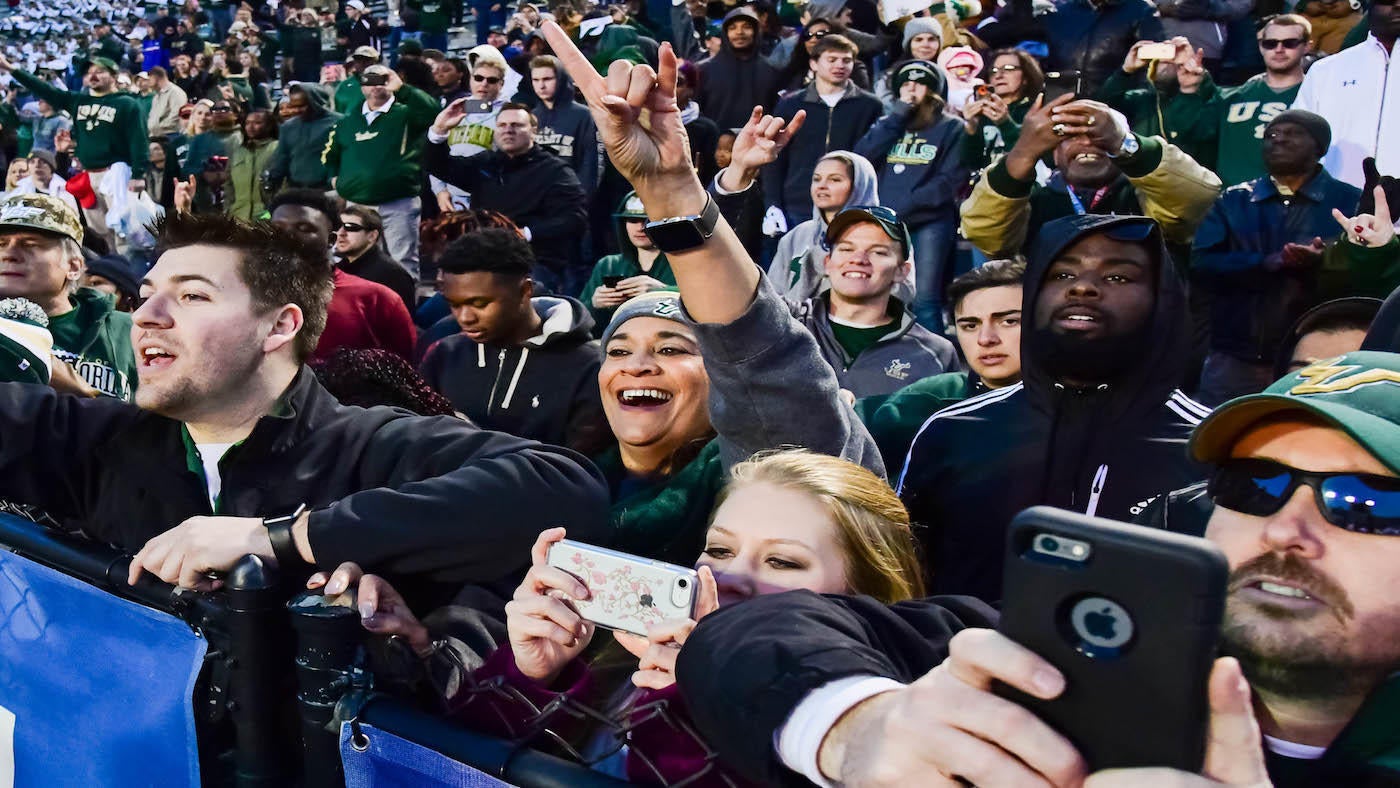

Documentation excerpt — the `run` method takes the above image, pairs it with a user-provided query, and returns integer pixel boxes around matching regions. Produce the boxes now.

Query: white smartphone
[1138,42,1177,61]
[546,540,698,636]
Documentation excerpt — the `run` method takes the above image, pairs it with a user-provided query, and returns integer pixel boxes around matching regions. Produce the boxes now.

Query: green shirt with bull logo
[47,288,137,401]
[10,70,149,177]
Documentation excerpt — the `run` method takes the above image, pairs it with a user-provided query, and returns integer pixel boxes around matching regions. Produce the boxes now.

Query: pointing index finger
[540,21,604,104]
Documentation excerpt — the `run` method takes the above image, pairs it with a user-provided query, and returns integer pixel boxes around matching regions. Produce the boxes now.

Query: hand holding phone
[547,538,698,636]
[995,507,1228,772]
[1138,41,1177,61]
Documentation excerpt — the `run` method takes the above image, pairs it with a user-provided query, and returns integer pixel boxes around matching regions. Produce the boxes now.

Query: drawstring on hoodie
[477,344,486,368]
[1085,464,1108,517]
[500,348,529,409]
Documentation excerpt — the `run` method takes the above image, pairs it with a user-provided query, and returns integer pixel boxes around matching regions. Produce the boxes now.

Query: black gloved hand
[1358,156,1400,216]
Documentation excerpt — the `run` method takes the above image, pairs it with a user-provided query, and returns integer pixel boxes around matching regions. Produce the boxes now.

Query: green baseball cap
[1190,351,1400,475]
[0,298,53,385]
[0,193,84,244]
[825,205,912,259]
[613,191,646,219]
[90,56,120,75]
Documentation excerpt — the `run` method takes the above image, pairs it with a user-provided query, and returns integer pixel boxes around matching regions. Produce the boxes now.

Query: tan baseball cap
[0,193,84,244]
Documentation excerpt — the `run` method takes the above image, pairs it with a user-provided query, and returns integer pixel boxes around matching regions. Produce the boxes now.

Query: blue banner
[341,722,515,788]
[0,549,206,787]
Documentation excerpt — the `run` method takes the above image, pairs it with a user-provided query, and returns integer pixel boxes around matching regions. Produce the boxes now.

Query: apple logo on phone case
[1068,596,1134,657]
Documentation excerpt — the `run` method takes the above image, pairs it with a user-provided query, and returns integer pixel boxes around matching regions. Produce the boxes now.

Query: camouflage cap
[0,193,84,244]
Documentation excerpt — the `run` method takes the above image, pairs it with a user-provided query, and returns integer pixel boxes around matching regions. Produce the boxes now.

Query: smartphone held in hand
[1138,42,1178,61]
[547,540,698,636]
[995,506,1228,772]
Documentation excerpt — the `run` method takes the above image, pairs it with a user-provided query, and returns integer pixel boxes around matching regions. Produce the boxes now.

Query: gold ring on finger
[1087,115,1096,126]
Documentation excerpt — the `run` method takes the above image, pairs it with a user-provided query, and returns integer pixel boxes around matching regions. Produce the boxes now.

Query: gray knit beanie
[600,291,688,347]
[902,17,941,52]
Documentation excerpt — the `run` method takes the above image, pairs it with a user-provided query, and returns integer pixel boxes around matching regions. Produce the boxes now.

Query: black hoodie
[530,63,602,195]
[897,214,1210,601]
[696,7,781,131]
[418,296,607,452]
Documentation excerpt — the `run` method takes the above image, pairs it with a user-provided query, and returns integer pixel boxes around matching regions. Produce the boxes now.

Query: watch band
[643,193,721,253]
[264,503,309,570]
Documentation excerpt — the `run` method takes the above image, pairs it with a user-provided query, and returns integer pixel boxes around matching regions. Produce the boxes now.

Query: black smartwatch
[264,503,310,571]
[642,194,721,253]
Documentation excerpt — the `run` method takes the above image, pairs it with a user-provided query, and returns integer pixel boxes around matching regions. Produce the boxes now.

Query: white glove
[763,205,789,237]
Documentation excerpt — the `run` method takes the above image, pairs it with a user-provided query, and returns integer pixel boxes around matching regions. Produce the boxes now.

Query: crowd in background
[1,0,1400,784]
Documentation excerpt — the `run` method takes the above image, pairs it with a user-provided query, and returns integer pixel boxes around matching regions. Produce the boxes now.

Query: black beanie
[1266,109,1331,160]
[892,60,947,101]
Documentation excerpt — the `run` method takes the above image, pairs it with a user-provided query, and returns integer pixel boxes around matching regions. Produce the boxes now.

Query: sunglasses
[990,63,1022,73]
[1209,457,1400,535]
[211,105,233,112]
[472,73,502,84]
[1260,37,1305,50]
[803,29,829,40]
[338,222,367,232]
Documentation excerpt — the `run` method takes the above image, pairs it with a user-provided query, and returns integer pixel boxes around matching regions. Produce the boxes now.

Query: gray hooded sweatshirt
[766,151,916,307]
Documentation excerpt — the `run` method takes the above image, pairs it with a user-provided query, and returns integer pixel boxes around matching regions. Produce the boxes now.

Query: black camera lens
[1039,536,1060,553]
[677,578,689,588]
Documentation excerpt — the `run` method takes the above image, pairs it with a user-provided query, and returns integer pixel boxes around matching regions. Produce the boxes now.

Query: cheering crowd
[2,0,1400,784]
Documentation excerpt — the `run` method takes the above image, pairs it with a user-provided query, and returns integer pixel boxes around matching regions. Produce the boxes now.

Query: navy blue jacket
[855,105,969,227]
[1192,168,1361,362]
[763,83,885,225]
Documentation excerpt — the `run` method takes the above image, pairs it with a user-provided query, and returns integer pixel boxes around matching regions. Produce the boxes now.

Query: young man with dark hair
[859,259,1025,468]
[696,6,781,130]
[765,33,883,230]
[0,210,609,593]
[426,101,588,294]
[418,228,605,451]
[334,205,416,312]
[428,57,506,213]
[268,189,415,362]
[1275,296,1380,376]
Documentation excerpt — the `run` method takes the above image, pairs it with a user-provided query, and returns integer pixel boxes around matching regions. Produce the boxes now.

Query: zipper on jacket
[1085,464,1108,517]
[486,348,507,415]
[1377,39,1393,164]
[500,348,529,409]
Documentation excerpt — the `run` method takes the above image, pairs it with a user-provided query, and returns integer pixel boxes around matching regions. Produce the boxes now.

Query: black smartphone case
[995,506,1229,772]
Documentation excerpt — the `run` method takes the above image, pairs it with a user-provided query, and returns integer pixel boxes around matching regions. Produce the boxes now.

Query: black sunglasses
[1209,457,1400,535]
[338,222,367,232]
[1260,37,1305,50]
[803,29,829,40]
[472,73,502,84]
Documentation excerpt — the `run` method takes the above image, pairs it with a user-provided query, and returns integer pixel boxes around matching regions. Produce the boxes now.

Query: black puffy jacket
[979,0,1165,95]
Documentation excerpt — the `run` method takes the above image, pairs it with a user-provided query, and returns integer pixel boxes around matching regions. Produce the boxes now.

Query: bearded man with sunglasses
[677,350,1400,787]
[1293,0,1400,188]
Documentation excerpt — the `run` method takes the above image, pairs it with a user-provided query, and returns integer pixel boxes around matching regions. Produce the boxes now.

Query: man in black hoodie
[696,7,781,131]
[897,214,1210,601]
[425,102,589,295]
[418,228,606,452]
[529,55,601,197]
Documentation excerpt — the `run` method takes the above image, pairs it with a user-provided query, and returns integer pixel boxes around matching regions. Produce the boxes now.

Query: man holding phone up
[676,351,1400,787]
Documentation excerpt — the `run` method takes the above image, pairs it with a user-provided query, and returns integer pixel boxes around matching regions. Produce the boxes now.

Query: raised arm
[540,23,881,473]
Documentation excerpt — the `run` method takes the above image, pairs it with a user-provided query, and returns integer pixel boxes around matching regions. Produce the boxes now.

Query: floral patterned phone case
[546,539,699,636]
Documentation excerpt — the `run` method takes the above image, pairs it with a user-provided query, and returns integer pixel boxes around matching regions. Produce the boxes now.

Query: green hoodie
[11,69,148,177]
[266,83,341,190]
[47,288,137,401]
[855,371,980,470]
[579,197,677,334]
[592,441,725,566]
[334,74,362,115]
[323,84,439,205]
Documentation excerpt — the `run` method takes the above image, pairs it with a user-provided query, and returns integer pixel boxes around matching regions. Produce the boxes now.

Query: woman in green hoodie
[579,191,677,335]
[226,109,279,221]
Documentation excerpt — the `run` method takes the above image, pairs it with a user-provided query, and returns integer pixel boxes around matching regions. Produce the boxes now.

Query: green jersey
[47,288,138,401]
[1216,76,1301,188]
[10,70,149,177]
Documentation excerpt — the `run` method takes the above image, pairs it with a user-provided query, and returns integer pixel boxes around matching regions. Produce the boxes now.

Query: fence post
[288,592,366,787]
[225,555,296,786]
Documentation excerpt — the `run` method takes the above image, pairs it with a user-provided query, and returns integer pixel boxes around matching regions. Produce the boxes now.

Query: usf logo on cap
[1289,357,1400,396]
